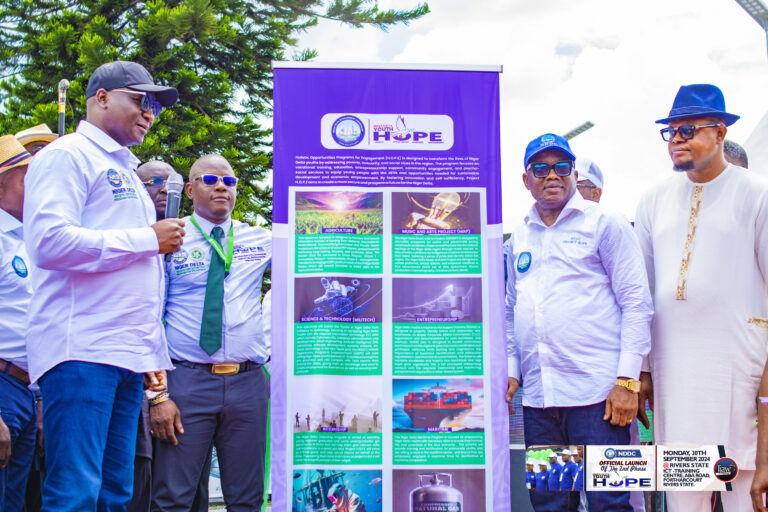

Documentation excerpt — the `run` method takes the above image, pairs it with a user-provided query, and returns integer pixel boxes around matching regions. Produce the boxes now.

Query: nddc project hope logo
[321,113,454,151]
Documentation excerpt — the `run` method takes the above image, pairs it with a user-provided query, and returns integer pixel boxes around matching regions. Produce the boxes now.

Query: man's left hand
[144,370,167,392]
[603,385,638,426]
[751,463,768,512]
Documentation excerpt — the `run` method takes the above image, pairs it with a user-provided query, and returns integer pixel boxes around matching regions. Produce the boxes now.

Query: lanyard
[190,215,234,272]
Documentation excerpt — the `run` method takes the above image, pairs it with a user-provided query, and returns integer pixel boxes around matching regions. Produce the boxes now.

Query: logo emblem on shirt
[517,251,531,273]
[172,250,188,264]
[106,169,122,187]
[190,249,203,261]
[11,256,28,278]
[714,457,738,482]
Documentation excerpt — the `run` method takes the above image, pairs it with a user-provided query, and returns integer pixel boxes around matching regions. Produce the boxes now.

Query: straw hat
[15,124,57,145]
[0,135,33,174]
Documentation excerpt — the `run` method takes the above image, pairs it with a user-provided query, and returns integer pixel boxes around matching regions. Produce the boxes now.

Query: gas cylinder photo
[410,472,463,512]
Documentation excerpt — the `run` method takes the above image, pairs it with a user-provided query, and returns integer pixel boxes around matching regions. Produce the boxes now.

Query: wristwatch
[615,378,641,393]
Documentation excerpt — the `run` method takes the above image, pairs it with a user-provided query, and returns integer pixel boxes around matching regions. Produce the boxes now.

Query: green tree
[0,0,428,223]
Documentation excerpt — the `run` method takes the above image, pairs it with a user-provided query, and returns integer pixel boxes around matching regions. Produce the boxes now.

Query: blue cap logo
[11,256,28,278]
[517,252,531,273]
[172,250,188,264]
[541,134,555,144]
[331,115,365,147]
[107,169,122,187]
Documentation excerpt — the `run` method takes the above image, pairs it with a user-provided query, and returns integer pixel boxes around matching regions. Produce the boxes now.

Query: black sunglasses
[527,161,573,179]
[195,174,238,187]
[111,88,164,117]
[660,123,721,142]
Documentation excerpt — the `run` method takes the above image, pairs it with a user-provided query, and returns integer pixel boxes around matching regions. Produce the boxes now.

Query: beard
[672,160,695,173]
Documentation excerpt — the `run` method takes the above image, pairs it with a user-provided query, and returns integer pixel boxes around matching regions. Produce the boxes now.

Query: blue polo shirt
[525,471,536,490]
[560,460,579,490]
[536,470,549,491]
[574,462,584,491]
[548,462,562,490]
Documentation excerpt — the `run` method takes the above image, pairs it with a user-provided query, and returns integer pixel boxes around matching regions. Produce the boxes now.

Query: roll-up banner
[271,62,509,512]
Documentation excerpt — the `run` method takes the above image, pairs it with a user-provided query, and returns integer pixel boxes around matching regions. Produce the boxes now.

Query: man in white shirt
[505,133,653,512]
[0,134,34,512]
[635,84,768,512]
[23,61,184,511]
[150,154,271,511]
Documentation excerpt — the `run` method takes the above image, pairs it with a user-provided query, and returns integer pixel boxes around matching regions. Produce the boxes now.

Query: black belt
[172,360,262,375]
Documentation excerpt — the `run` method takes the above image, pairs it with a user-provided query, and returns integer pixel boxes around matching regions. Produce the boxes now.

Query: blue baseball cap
[655,84,739,127]
[86,61,178,107]
[524,133,576,168]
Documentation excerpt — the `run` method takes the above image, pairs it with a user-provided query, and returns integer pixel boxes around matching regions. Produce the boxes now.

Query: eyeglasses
[142,177,168,188]
[527,161,573,179]
[660,123,721,142]
[195,174,238,187]
[576,182,597,189]
[110,88,164,117]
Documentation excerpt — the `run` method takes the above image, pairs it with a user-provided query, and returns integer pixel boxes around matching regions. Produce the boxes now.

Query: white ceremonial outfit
[506,192,653,407]
[23,120,171,383]
[635,165,768,511]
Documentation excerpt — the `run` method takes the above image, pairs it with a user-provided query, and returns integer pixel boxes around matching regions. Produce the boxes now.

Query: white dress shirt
[164,214,271,364]
[505,192,653,408]
[23,121,171,383]
[0,208,32,371]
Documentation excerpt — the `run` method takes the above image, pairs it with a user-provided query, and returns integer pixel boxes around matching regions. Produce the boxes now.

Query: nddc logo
[331,115,365,147]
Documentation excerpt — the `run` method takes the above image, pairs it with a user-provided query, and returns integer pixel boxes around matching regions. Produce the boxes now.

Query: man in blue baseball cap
[636,84,768,511]
[506,133,652,512]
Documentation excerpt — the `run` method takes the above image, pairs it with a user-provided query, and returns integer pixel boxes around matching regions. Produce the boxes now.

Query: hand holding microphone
[153,172,186,254]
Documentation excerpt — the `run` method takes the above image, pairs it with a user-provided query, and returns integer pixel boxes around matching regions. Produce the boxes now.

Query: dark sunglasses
[195,174,238,187]
[111,88,164,117]
[660,123,721,142]
[142,177,168,188]
[527,161,573,179]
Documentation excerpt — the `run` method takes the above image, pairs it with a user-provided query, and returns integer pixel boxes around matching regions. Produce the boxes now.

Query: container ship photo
[403,383,472,429]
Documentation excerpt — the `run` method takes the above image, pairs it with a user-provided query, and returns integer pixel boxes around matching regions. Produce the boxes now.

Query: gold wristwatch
[615,378,641,393]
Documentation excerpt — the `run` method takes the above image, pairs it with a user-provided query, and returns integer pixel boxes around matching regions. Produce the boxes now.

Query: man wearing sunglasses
[635,84,768,512]
[151,154,271,511]
[505,133,652,512]
[22,61,182,511]
[137,161,175,220]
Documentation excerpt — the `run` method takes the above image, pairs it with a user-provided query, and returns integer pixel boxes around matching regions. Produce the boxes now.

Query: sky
[292,0,768,229]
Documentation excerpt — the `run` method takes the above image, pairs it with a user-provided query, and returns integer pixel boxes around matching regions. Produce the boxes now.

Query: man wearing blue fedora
[635,84,768,511]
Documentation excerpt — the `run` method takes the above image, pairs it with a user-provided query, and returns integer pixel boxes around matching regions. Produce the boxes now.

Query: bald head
[189,154,234,182]
[136,161,175,219]
[136,161,174,180]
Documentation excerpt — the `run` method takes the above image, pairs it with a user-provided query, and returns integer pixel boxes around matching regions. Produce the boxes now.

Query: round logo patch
[172,250,188,264]
[11,256,28,278]
[604,448,616,460]
[190,249,203,261]
[106,169,122,187]
[713,457,738,482]
[517,251,532,273]
[331,115,365,147]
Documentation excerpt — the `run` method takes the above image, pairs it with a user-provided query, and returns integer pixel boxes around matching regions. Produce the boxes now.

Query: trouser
[666,470,754,512]
[0,372,36,512]
[524,401,632,512]
[39,361,143,512]
[151,363,269,512]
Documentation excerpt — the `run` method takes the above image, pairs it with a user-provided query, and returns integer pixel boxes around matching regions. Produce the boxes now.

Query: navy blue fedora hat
[524,133,576,167]
[656,84,739,126]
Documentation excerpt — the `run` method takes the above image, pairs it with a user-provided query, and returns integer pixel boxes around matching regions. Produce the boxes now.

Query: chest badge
[517,251,531,273]
[106,169,122,187]
[12,255,28,278]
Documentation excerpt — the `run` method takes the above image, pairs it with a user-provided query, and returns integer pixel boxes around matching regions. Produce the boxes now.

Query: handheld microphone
[164,172,184,219]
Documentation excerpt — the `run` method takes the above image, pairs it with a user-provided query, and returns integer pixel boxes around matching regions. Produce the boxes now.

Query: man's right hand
[506,378,520,414]
[0,416,11,468]
[637,371,653,430]
[152,219,185,254]
[150,399,184,446]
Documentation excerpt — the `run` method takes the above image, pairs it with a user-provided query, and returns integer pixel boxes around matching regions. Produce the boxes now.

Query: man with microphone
[151,154,271,511]
[23,61,183,511]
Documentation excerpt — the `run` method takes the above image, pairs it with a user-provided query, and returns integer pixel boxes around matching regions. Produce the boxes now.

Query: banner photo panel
[272,63,507,512]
